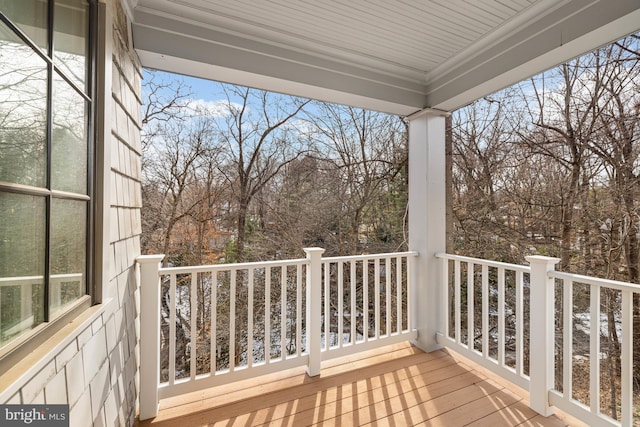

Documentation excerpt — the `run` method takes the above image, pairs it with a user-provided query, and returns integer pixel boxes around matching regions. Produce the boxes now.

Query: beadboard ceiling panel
[129,0,640,114]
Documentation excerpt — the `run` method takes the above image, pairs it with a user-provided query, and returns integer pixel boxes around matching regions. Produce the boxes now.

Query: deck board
[137,342,585,427]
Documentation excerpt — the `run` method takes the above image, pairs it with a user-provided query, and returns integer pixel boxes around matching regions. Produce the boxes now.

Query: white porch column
[407,111,447,352]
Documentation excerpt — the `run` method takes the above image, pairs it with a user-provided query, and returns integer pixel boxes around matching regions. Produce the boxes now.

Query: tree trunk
[560,162,581,271]
[605,288,620,420]
[236,200,248,262]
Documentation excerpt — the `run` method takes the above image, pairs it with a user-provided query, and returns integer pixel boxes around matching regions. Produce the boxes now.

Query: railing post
[304,247,325,376]
[137,254,165,420]
[526,255,560,417]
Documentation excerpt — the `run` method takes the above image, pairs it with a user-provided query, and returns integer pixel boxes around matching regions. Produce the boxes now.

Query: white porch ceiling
[128,0,640,115]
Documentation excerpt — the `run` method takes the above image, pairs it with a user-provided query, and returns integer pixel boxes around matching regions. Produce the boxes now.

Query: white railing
[138,250,637,424]
[435,253,531,390]
[436,253,639,427]
[137,248,417,420]
[320,253,417,360]
[548,271,639,427]
[157,256,310,398]
[0,273,84,341]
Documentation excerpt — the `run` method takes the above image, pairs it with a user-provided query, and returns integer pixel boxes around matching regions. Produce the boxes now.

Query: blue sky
[142,68,313,106]
[142,68,322,119]
[143,69,228,102]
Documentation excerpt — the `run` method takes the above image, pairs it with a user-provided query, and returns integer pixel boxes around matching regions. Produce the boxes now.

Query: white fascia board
[427,0,640,111]
[132,10,427,116]
[138,50,422,116]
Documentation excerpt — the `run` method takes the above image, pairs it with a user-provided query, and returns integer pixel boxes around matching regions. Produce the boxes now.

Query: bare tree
[587,37,640,400]
[212,85,310,262]
[522,56,607,271]
[142,116,219,265]
[450,34,640,418]
[307,103,407,255]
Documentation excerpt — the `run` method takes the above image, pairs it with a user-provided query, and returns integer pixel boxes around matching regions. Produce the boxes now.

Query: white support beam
[427,0,640,111]
[132,10,426,116]
[129,1,639,115]
[408,112,446,352]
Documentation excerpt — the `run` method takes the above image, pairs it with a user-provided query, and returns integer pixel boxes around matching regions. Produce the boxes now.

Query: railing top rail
[158,257,309,275]
[549,270,640,292]
[435,253,530,273]
[0,275,43,283]
[51,273,83,278]
[322,251,418,263]
[0,273,83,286]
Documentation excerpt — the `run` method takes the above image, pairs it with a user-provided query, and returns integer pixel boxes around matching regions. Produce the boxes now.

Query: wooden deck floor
[137,342,586,427]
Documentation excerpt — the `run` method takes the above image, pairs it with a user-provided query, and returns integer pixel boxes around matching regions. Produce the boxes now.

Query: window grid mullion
[86,0,97,300]
[43,0,56,322]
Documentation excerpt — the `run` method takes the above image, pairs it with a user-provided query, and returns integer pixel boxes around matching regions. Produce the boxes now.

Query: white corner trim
[405,107,451,121]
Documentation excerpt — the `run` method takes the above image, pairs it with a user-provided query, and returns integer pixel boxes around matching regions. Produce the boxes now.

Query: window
[0,0,95,352]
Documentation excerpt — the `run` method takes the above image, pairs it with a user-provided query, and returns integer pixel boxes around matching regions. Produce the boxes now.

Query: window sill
[0,298,115,402]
